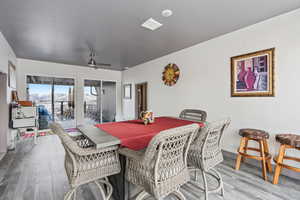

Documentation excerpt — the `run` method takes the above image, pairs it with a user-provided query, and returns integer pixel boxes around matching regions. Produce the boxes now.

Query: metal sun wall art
[162,63,180,86]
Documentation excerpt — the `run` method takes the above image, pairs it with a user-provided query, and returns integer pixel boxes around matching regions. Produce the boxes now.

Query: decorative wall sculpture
[162,63,180,86]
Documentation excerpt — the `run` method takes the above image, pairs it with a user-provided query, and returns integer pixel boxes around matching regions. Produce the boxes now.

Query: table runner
[95,116,204,150]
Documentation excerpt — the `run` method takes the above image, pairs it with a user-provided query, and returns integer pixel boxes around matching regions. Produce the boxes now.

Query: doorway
[135,82,147,119]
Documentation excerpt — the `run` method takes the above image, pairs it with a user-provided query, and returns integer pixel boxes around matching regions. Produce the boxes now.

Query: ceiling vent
[141,18,163,31]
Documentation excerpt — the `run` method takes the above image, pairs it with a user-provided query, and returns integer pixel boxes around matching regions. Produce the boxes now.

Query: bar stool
[235,128,272,181]
[273,134,300,184]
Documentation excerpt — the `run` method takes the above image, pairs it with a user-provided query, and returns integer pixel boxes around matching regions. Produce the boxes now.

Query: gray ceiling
[1,0,300,70]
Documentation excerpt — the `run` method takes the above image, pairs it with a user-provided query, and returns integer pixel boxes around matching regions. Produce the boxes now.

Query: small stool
[273,134,300,184]
[235,129,272,181]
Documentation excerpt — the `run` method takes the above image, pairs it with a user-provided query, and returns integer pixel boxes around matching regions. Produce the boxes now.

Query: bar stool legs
[236,132,300,184]
[273,144,286,184]
[235,137,272,181]
[241,138,249,163]
[259,140,268,181]
[263,140,273,173]
[235,137,247,170]
[273,134,300,185]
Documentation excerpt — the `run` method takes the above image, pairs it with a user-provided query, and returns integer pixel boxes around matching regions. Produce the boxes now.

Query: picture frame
[231,48,275,97]
[11,90,19,102]
[8,61,16,89]
[123,84,132,99]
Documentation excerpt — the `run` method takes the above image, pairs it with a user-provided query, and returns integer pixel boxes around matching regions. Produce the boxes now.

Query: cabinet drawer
[12,118,36,128]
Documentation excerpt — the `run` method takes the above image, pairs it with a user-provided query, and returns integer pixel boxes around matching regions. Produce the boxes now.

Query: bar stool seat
[275,134,300,148]
[239,128,269,140]
[273,133,300,184]
[235,128,272,181]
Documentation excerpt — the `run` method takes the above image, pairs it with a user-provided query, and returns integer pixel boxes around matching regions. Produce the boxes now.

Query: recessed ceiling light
[162,9,173,17]
[141,18,163,31]
[124,67,129,70]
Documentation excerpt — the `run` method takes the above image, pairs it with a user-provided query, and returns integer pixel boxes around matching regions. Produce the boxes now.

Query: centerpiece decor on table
[162,63,180,86]
[140,111,154,125]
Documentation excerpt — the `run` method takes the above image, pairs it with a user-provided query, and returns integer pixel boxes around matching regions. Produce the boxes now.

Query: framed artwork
[8,61,16,89]
[11,90,19,102]
[231,48,275,97]
[124,84,132,99]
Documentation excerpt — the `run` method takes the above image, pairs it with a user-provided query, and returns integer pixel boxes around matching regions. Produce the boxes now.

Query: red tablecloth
[95,117,205,150]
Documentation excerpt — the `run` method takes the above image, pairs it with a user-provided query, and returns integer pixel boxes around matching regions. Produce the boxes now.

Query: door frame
[135,82,147,119]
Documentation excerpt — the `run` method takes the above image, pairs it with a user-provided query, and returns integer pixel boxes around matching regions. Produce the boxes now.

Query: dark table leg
[109,155,128,200]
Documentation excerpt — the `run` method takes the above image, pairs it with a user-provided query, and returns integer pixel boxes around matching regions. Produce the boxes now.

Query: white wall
[0,32,17,103]
[0,32,17,154]
[17,59,122,126]
[0,33,17,74]
[122,9,300,159]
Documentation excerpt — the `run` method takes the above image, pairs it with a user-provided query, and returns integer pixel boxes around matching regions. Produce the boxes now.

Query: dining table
[78,116,205,200]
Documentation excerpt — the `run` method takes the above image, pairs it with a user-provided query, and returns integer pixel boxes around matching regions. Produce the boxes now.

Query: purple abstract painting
[231,48,275,97]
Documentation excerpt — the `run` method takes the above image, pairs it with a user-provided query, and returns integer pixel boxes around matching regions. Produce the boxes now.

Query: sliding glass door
[84,80,116,125]
[27,76,117,128]
[84,80,101,124]
[102,81,116,123]
[27,76,75,129]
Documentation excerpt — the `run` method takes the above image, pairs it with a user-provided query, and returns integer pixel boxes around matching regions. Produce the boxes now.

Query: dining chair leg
[235,137,246,170]
[273,144,286,184]
[202,171,208,200]
[102,177,113,199]
[136,190,149,200]
[64,187,77,200]
[95,181,106,200]
[259,140,268,181]
[188,167,198,182]
[73,189,76,200]
[95,178,113,200]
[211,168,224,197]
[173,190,186,200]
[33,127,38,145]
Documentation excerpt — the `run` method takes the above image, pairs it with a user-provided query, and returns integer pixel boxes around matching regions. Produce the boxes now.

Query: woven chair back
[200,118,231,171]
[144,123,199,185]
[179,109,207,122]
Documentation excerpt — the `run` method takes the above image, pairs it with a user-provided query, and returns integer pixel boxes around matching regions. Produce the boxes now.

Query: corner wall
[0,32,17,154]
[122,9,300,159]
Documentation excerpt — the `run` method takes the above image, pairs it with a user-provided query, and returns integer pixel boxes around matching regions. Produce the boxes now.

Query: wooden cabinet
[11,106,37,128]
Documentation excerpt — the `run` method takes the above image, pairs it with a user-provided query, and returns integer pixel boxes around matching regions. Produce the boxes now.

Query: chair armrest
[119,147,144,162]
[66,139,118,156]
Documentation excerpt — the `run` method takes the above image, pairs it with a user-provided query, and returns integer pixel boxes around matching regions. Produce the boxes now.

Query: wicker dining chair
[119,123,200,200]
[50,123,121,200]
[179,109,207,122]
[188,118,230,200]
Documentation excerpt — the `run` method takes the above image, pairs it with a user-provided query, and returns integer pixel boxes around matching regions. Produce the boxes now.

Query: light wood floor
[0,135,300,200]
